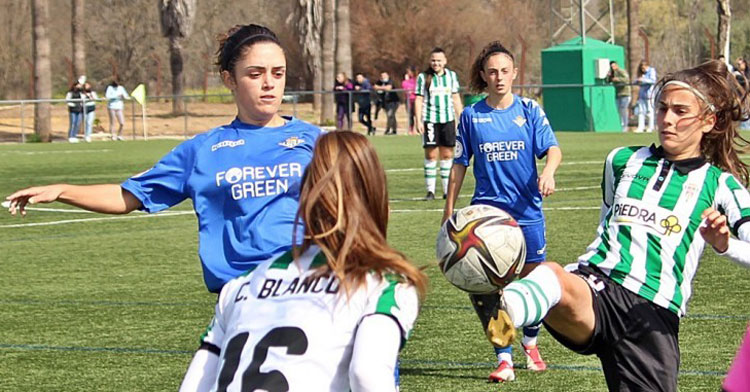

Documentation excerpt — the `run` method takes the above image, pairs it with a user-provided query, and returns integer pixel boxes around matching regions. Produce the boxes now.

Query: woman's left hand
[538,173,556,197]
[700,207,730,253]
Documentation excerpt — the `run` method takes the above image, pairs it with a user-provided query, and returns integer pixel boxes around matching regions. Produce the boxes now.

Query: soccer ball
[436,204,526,294]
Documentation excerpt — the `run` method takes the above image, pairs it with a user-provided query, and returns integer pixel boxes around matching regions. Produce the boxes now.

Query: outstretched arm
[6,184,141,216]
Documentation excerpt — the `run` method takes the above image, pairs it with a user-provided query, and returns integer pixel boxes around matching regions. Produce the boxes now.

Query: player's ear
[221,70,236,91]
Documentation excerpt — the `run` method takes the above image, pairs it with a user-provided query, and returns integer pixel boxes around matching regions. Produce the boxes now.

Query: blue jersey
[454,96,558,224]
[121,117,322,292]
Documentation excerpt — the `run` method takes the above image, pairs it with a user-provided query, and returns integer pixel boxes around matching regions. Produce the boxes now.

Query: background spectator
[354,73,375,135]
[65,82,84,143]
[402,66,418,135]
[105,80,130,141]
[374,72,400,135]
[82,82,98,143]
[334,72,354,130]
[635,60,657,133]
[606,61,631,132]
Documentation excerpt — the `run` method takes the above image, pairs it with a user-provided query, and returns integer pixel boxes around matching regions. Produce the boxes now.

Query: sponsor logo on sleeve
[279,136,305,149]
[211,139,245,152]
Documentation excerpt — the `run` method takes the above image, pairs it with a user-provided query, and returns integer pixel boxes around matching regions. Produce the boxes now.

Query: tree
[71,0,85,79]
[158,0,196,114]
[291,0,323,111]
[626,0,641,101]
[335,0,352,78]
[717,0,731,61]
[31,0,52,142]
[320,0,335,124]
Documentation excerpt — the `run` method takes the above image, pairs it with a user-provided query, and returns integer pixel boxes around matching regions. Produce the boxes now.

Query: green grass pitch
[1,132,748,391]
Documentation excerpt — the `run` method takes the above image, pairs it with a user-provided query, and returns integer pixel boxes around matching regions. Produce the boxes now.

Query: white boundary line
[0,205,599,228]
[0,211,193,228]
[384,160,602,173]
[390,206,599,213]
[0,149,112,155]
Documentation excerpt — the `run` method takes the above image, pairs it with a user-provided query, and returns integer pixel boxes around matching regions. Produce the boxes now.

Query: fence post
[183,96,188,139]
[81,95,87,140]
[20,101,26,143]
[131,99,136,140]
[293,93,298,118]
[347,90,353,131]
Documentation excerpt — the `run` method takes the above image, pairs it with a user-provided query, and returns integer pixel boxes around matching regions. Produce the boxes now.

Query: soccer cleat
[486,299,516,348]
[117,135,125,141]
[425,191,435,201]
[488,360,515,383]
[522,344,547,371]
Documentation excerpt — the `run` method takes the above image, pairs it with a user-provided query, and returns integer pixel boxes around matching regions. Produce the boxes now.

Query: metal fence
[0,83,622,143]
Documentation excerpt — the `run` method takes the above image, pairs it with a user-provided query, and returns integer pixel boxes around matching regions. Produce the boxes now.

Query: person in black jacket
[374,72,400,135]
[65,82,84,143]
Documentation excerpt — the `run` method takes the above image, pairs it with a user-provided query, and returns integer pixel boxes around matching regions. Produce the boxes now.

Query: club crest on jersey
[513,115,526,127]
[455,140,464,157]
[683,183,699,201]
[279,136,305,149]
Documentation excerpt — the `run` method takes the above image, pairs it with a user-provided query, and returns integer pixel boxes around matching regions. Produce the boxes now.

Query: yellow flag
[131,84,146,105]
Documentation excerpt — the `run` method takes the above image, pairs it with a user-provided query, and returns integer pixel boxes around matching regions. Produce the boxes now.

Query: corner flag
[131,84,146,105]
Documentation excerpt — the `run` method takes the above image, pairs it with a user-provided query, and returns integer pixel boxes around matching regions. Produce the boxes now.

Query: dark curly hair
[469,41,514,93]
[216,24,282,75]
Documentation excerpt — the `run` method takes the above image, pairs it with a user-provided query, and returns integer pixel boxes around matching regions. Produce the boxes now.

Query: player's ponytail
[294,131,428,300]
[655,60,750,185]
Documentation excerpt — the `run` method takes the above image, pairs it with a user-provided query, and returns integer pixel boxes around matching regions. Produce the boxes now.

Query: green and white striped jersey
[415,69,460,123]
[199,246,419,392]
[579,145,750,316]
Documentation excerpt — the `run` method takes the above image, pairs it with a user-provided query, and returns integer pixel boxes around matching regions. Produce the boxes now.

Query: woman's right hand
[6,185,65,216]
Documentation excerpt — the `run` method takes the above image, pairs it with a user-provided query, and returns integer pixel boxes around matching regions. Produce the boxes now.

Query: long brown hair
[654,60,750,185]
[293,131,428,299]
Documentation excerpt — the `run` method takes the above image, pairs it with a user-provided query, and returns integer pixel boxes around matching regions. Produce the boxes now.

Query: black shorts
[544,264,680,392]
[422,121,455,148]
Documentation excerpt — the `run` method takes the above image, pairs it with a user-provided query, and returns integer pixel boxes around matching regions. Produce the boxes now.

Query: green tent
[541,36,625,132]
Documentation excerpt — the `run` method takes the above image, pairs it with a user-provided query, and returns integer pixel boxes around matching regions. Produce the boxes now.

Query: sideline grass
[1,132,747,391]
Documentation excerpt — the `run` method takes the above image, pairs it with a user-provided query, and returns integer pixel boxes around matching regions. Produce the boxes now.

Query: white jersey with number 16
[198,246,419,392]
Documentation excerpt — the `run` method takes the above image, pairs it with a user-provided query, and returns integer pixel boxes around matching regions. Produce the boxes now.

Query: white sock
[424,159,437,193]
[439,160,452,195]
[502,265,562,328]
[497,352,513,367]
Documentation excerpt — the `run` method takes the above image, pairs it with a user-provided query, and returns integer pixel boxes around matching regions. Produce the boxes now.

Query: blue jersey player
[7,24,322,293]
[441,41,562,383]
